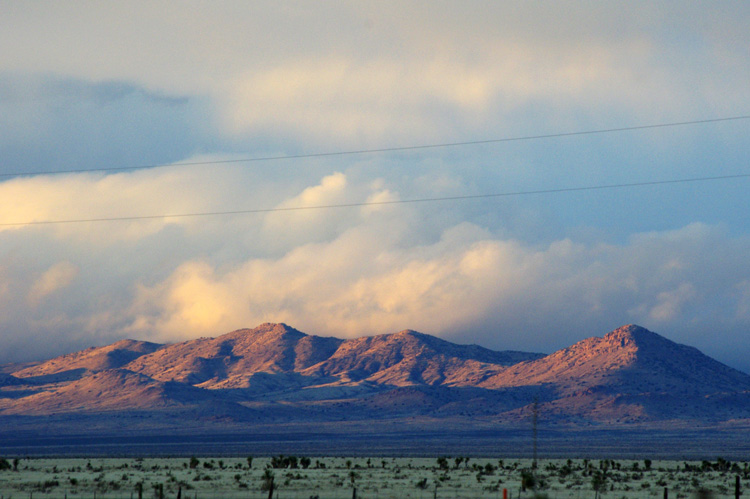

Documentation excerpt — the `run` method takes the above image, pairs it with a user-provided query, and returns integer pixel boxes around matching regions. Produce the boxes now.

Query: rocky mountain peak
[391,329,426,339]
[226,322,306,342]
[601,324,662,348]
[542,324,669,367]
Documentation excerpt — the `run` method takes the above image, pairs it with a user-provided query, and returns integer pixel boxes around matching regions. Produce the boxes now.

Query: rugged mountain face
[120,323,542,390]
[1,323,749,427]
[13,339,163,382]
[124,323,344,388]
[478,325,750,422]
[300,329,543,386]
[481,325,750,394]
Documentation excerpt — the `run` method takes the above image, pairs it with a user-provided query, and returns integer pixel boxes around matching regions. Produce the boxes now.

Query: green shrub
[261,469,275,491]
[521,470,536,491]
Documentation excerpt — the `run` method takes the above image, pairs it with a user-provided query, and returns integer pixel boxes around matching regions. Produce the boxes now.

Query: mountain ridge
[479,324,750,395]
[1,323,749,428]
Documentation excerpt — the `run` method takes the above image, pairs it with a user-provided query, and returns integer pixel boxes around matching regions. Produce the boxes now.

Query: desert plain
[0,455,747,498]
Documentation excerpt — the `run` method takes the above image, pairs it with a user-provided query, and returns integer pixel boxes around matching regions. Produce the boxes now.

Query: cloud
[116,211,750,372]
[1,167,750,373]
[27,261,79,305]
[1,167,750,365]
[361,186,399,216]
[221,58,497,142]
[218,38,742,145]
[645,283,697,322]
[0,161,272,243]
[0,74,207,178]
[1,3,750,375]
[3,3,749,148]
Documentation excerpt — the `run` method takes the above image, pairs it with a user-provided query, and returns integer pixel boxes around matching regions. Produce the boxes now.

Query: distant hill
[2,323,750,429]
[479,324,750,422]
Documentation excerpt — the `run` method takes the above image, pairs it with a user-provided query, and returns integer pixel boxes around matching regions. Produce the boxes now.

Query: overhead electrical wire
[3,172,749,227]
[1,115,749,178]
[2,114,748,227]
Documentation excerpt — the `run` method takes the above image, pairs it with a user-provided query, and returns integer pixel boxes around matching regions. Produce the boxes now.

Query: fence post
[736,476,741,499]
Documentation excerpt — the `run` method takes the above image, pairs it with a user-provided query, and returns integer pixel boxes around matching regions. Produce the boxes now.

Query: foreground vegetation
[0,455,746,498]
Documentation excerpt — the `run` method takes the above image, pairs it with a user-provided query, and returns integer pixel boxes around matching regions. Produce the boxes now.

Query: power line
[3,172,749,227]
[1,115,749,179]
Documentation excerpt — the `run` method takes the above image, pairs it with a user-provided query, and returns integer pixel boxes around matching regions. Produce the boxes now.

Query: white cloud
[128,261,235,340]
[645,283,698,322]
[221,58,498,141]
[3,3,748,147]
[0,161,269,243]
[27,261,78,305]
[1,165,750,372]
[361,188,399,216]
[114,214,750,370]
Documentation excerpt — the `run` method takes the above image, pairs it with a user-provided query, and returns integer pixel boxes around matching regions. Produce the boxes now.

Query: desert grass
[0,456,746,498]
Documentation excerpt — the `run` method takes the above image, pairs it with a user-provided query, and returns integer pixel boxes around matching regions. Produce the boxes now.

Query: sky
[2,1,750,372]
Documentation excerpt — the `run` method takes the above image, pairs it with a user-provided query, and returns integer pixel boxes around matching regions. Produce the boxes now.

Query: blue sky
[1,1,750,371]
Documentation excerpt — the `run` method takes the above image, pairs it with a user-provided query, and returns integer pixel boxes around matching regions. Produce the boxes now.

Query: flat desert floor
[0,456,746,498]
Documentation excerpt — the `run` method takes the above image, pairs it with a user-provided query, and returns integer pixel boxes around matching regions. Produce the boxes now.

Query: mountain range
[2,323,750,434]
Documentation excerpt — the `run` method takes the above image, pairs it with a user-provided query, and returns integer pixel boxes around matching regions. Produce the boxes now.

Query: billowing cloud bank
[1,3,750,371]
[1,170,750,371]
